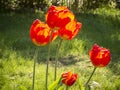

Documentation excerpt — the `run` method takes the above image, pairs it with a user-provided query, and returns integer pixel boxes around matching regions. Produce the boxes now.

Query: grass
[0,7,120,90]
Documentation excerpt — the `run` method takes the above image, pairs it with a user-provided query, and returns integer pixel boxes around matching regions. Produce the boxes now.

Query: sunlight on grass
[1,53,119,90]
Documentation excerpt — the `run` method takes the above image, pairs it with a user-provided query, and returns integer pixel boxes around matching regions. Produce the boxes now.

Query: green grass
[0,7,120,90]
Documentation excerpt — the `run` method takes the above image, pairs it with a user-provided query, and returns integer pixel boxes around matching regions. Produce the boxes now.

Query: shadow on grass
[58,55,80,65]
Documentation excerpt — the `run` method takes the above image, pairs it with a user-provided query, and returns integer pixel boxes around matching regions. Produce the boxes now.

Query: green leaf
[58,85,64,90]
[48,77,62,90]
[17,85,27,90]
[85,85,91,90]
[48,81,58,90]
[78,78,85,90]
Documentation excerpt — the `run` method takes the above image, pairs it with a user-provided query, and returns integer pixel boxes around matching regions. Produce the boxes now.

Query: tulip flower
[89,44,111,67]
[46,6,82,81]
[30,19,58,46]
[58,20,82,40]
[46,5,75,30]
[61,71,78,86]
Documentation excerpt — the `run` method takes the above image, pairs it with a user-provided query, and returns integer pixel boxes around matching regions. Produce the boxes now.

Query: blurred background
[0,0,120,12]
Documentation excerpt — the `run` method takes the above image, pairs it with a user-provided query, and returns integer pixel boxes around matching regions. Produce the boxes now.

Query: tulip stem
[45,30,53,90]
[85,67,97,86]
[32,48,39,90]
[54,39,63,81]
[66,86,68,90]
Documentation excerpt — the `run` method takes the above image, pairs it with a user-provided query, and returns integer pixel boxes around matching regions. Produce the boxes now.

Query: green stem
[32,48,39,90]
[45,30,53,90]
[85,67,97,86]
[66,86,68,90]
[54,39,63,81]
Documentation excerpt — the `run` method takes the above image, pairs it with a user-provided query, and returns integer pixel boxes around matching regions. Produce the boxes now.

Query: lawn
[0,7,120,90]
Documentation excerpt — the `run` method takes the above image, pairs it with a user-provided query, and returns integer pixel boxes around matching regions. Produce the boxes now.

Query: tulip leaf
[78,78,85,90]
[85,85,91,90]
[58,85,64,90]
[48,77,62,90]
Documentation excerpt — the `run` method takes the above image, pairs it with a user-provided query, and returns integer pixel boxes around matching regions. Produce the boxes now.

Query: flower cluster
[46,6,82,40]
[29,5,111,90]
[60,44,111,87]
[30,5,82,46]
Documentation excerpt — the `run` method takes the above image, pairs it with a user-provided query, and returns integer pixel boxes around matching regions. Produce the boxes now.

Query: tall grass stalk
[32,48,39,90]
[54,39,63,81]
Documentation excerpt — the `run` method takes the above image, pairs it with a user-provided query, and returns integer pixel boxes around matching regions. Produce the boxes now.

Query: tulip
[46,5,75,30]
[46,6,82,81]
[30,19,58,46]
[58,20,82,40]
[61,71,78,86]
[89,44,111,67]
[85,44,111,86]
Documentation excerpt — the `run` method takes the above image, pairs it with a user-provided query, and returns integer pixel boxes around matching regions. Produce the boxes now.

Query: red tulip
[61,71,78,86]
[58,20,82,40]
[46,5,75,30]
[89,44,111,67]
[30,19,58,46]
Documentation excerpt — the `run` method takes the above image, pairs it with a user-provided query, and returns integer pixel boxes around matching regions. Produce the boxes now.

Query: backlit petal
[30,19,58,46]
[89,44,111,67]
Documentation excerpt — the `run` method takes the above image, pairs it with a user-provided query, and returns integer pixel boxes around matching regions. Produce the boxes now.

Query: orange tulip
[61,71,78,86]
[89,44,111,67]
[58,20,82,40]
[46,5,75,30]
[30,19,58,46]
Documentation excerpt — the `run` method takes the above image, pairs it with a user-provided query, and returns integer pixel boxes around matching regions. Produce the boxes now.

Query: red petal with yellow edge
[30,19,58,46]
[46,5,75,30]
[58,20,82,40]
[62,71,72,79]
[66,74,78,86]
[61,71,78,86]
[89,44,111,67]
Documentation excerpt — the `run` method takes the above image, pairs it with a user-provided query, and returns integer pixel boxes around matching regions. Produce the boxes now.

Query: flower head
[89,44,111,67]
[30,19,58,46]
[46,5,75,30]
[58,20,82,40]
[61,71,78,86]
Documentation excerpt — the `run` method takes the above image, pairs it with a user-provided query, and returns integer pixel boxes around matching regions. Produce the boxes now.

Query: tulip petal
[30,19,58,46]
[46,5,75,30]
[61,71,78,86]
[89,44,111,67]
